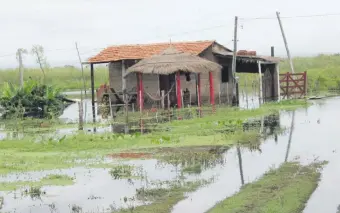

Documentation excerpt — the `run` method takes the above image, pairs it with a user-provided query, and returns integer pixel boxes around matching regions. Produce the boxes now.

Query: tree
[31,45,49,80]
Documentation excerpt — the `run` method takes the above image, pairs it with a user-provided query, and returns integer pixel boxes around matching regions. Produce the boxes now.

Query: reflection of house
[86,40,280,111]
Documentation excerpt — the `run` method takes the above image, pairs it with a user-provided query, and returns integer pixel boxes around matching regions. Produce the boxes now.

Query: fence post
[286,72,290,99]
[303,71,307,97]
[78,101,84,131]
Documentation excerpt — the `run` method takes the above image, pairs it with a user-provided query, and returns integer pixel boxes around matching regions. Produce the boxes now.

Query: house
[86,40,280,114]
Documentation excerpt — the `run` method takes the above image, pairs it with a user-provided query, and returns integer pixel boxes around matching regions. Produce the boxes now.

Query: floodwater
[0,97,339,212]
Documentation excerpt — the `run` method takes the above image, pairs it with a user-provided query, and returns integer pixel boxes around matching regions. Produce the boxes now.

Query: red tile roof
[87,40,215,63]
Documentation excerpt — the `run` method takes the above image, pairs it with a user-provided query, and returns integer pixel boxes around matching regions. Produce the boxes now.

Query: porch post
[258,61,263,105]
[138,72,144,111]
[176,72,182,108]
[197,73,201,107]
[197,73,202,117]
[90,63,96,132]
[209,71,215,105]
[138,72,144,133]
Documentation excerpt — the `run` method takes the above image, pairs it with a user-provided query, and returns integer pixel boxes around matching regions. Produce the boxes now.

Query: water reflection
[285,111,295,162]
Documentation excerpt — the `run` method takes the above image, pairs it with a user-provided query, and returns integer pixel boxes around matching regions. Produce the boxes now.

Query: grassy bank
[0,99,307,175]
[207,161,327,213]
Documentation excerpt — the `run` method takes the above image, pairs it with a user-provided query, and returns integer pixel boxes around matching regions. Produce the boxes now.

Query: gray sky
[1,0,340,68]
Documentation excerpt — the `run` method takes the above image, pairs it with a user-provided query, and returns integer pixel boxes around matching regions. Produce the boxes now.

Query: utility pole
[276,11,294,73]
[17,49,24,88]
[75,42,88,124]
[231,16,238,101]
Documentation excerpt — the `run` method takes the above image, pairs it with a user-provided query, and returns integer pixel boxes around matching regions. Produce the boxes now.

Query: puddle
[0,159,194,213]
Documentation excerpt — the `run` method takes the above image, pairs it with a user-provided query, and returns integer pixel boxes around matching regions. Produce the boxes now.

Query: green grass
[237,54,340,95]
[1,55,340,93]
[207,161,327,213]
[0,99,307,175]
[0,174,74,191]
[114,180,206,213]
[0,66,108,90]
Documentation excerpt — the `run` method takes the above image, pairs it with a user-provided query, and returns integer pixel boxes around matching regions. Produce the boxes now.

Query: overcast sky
[0,0,340,68]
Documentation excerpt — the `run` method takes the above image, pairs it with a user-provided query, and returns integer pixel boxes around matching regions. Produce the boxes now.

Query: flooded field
[0,97,339,212]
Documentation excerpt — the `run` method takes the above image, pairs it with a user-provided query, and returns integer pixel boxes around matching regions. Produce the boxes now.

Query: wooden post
[197,73,202,117]
[303,71,307,97]
[276,12,294,74]
[78,101,84,130]
[176,72,182,109]
[161,90,165,109]
[138,73,144,133]
[231,16,238,97]
[75,42,88,123]
[90,63,96,132]
[258,61,263,105]
[276,64,281,101]
[209,72,215,105]
[286,73,290,99]
[226,82,229,105]
[209,72,215,113]
[181,89,184,108]
[218,91,221,105]
[245,77,249,109]
[122,60,127,101]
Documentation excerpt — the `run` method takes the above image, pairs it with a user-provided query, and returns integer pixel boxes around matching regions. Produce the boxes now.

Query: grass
[237,54,340,95]
[0,99,307,175]
[0,174,74,191]
[1,55,340,93]
[0,66,108,91]
[114,180,206,213]
[207,161,327,213]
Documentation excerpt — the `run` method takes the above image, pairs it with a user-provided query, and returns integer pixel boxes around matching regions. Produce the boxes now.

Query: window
[221,66,229,83]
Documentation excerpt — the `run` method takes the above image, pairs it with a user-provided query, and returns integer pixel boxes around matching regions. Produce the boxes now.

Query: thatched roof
[125,47,222,76]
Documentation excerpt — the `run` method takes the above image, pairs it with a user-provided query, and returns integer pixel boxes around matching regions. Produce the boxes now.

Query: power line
[2,11,340,61]
[241,12,340,21]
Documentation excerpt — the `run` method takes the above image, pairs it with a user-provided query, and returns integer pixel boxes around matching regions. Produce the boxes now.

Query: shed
[85,40,280,121]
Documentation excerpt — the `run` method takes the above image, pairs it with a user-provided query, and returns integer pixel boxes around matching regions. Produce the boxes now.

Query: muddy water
[0,159,196,213]
[172,97,340,213]
[1,97,339,213]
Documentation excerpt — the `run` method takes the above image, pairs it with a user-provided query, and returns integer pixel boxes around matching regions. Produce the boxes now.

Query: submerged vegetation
[0,174,74,191]
[0,99,306,175]
[114,180,207,213]
[207,161,327,213]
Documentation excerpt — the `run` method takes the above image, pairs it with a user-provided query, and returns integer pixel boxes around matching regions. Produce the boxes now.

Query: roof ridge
[105,40,215,48]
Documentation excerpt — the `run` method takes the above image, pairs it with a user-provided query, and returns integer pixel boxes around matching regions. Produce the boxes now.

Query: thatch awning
[125,47,222,76]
